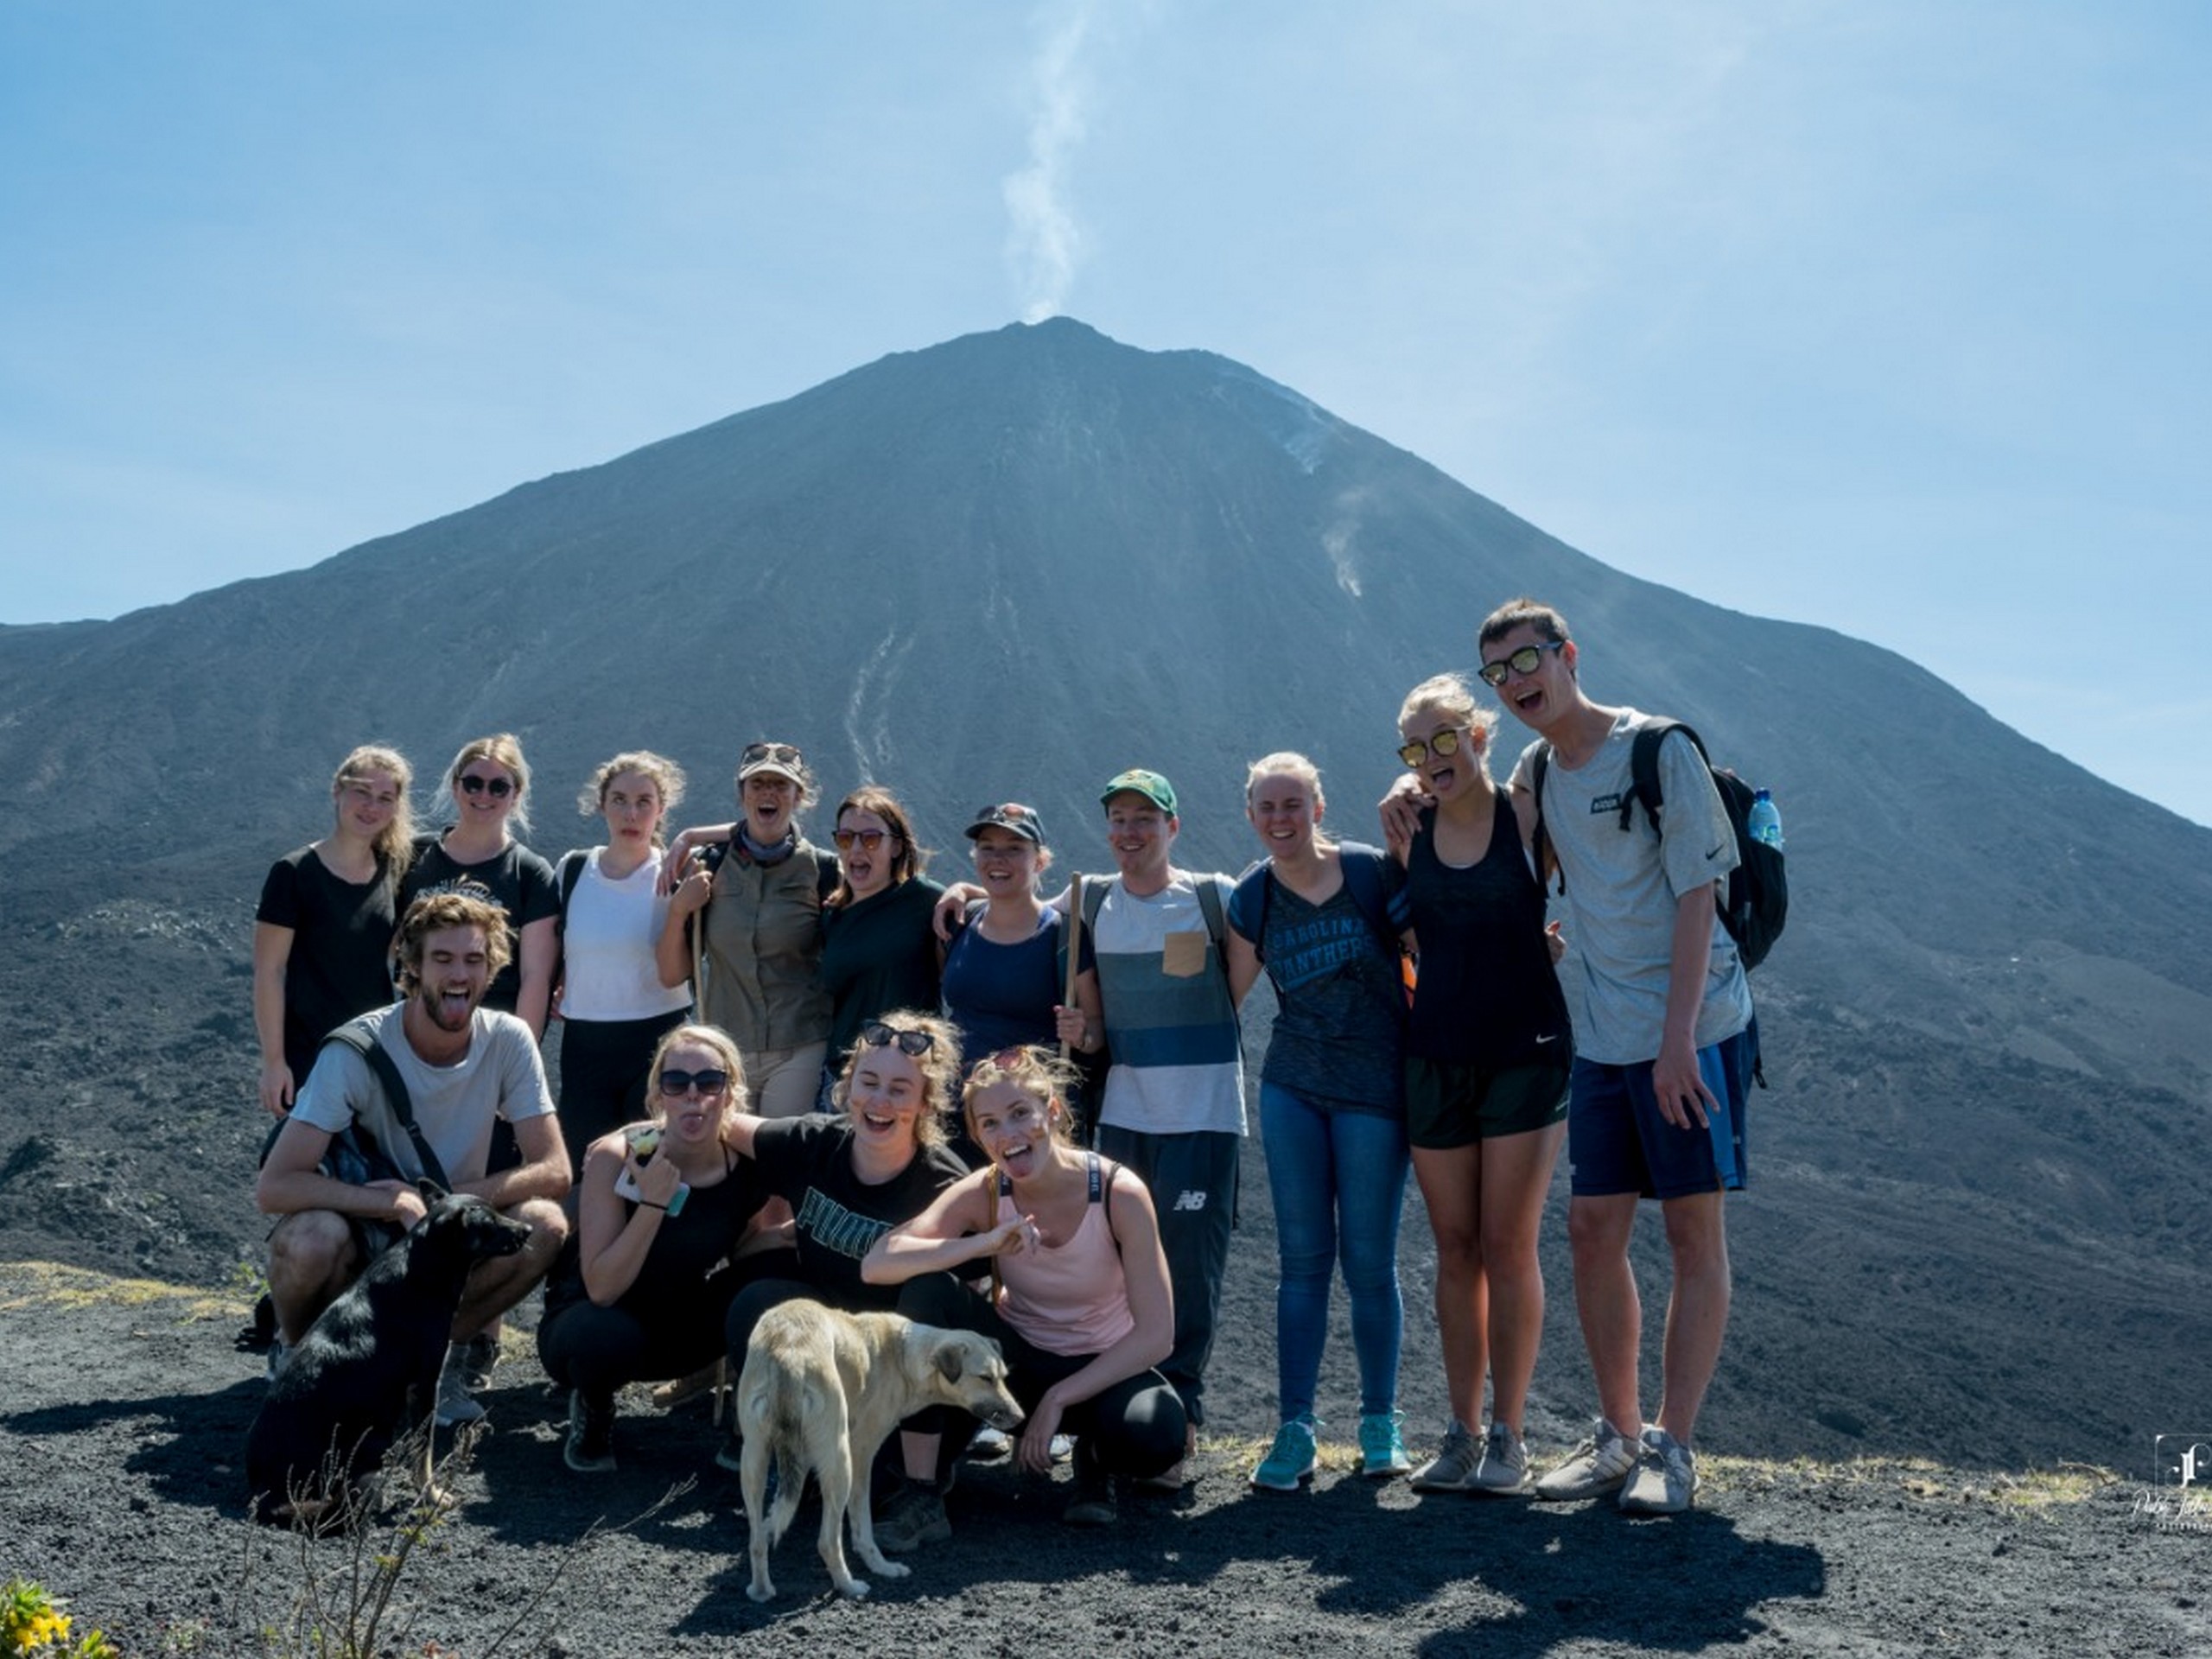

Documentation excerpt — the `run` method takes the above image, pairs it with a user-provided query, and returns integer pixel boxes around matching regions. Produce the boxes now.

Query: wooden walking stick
[1060,872,1084,1063]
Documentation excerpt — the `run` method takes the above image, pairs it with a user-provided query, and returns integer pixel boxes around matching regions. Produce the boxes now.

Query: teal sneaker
[1250,1416,1319,1491]
[1358,1410,1412,1479]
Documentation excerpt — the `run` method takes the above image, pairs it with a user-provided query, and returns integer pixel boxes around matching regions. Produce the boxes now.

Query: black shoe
[874,1477,950,1553]
[1063,1442,1117,1527]
[564,1389,616,1474]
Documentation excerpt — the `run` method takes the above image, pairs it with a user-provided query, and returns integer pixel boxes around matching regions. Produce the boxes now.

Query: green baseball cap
[1099,768,1178,815]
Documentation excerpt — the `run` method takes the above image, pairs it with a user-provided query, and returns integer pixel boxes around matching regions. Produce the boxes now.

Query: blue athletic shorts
[1567,1018,1758,1200]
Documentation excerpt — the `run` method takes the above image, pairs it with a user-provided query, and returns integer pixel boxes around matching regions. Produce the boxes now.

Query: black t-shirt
[1404,797,1573,1067]
[397,832,559,1014]
[819,877,946,1060]
[747,1115,968,1310]
[257,845,399,1080]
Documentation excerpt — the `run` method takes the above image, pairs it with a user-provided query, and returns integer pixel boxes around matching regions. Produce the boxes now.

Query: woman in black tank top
[1390,673,1571,1496]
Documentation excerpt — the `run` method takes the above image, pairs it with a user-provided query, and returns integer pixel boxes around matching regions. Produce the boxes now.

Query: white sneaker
[1618,1427,1699,1514]
[1533,1417,1639,1500]
[1468,1421,1530,1495]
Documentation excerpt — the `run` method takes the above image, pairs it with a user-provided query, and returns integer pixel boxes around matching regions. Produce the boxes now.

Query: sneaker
[874,1478,950,1554]
[1049,1433,1075,1464]
[563,1389,616,1474]
[264,1338,289,1384]
[1618,1427,1699,1514]
[434,1354,486,1427]
[1063,1444,1118,1527]
[969,1425,1013,1461]
[1409,1421,1480,1492]
[1469,1421,1529,1495]
[1358,1411,1412,1479]
[458,1330,500,1391]
[714,1433,746,1475]
[1250,1417,1319,1492]
[1533,1417,1640,1501]
[1134,1457,1187,1493]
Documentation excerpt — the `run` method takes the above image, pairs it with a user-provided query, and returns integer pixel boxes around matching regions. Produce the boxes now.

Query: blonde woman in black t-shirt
[252,744,416,1117]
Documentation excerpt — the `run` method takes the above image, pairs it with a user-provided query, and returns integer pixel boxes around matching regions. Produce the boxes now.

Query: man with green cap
[1069,767,1243,1489]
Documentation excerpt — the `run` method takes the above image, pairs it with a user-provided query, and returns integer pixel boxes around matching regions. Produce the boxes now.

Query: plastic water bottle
[1746,788,1783,850]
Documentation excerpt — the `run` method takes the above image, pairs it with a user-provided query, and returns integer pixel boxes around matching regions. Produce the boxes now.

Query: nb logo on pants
[1171,1190,1208,1212]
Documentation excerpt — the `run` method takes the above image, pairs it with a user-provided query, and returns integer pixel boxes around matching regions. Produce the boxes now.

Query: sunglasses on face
[1477,639,1567,687]
[1397,728,1465,767]
[457,773,515,799]
[658,1067,731,1096]
[834,829,896,853]
[741,741,803,766]
[861,1020,936,1057]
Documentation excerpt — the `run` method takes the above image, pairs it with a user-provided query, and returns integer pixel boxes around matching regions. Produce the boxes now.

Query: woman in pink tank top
[864,1047,1186,1528]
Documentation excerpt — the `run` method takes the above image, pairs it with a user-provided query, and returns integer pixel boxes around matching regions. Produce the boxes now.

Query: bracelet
[639,1199,668,1212]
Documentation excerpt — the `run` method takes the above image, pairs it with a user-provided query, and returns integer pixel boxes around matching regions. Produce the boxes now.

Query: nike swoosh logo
[1706,842,1726,860]
[1535,1034,1558,1046]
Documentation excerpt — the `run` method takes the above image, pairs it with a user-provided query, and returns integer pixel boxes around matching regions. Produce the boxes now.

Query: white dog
[738,1302,1025,1601]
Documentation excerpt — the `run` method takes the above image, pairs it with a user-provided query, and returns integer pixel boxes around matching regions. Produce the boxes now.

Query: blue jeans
[1260,1082,1410,1421]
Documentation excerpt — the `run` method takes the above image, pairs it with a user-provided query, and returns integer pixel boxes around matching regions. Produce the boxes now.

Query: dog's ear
[933,1342,969,1383]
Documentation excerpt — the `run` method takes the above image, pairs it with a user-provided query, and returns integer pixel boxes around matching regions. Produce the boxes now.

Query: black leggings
[894,1274,1185,1481]
[556,1011,688,1180]
[539,1251,784,1403]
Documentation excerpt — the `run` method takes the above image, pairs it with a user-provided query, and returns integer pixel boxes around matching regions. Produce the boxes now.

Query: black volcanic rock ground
[2,1262,2204,1658]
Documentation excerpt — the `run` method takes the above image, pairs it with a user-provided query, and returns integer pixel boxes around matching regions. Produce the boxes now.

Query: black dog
[246,1185,529,1524]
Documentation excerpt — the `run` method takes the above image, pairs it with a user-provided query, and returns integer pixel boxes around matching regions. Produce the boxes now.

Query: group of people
[248,594,1759,1541]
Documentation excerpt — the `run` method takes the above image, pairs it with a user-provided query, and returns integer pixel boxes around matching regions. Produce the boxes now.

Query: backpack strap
[321,1020,453,1192]
[812,845,842,903]
[554,849,588,939]
[1230,860,1273,963]
[1530,745,1561,895]
[1627,719,1704,834]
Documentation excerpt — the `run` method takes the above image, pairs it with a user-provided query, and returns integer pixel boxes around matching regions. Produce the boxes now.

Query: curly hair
[828,1009,963,1150]
[392,889,513,990]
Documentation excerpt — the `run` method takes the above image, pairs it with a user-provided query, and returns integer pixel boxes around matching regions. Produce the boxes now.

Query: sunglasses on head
[457,773,515,798]
[834,828,895,853]
[741,741,803,766]
[1477,639,1567,687]
[658,1067,730,1096]
[861,1020,935,1058]
[1397,728,1465,767]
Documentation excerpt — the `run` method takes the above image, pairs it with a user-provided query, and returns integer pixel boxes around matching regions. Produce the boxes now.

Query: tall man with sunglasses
[257,891,571,1427]
[1062,768,1244,1489]
[1476,598,1756,1515]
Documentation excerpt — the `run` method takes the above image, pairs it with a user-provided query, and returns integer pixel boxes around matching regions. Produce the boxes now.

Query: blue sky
[4,3,2207,824]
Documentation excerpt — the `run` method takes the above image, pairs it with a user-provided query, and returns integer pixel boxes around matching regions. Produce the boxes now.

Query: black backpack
[1531,720,1788,971]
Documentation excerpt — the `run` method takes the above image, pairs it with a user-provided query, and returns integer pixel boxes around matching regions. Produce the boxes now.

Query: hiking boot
[1064,1443,1118,1527]
[1534,1417,1639,1501]
[458,1330,500,1391]
[1250,1417,1319,1492]
[1409,1421,1480,1492]
[434,1352,486,1427]
[563,1389,616,1475]
[1469,1421,1529,1495]
[1618,1427,1699,1514]
[1358,1410,1412,1479]
[874,1478,950,1554]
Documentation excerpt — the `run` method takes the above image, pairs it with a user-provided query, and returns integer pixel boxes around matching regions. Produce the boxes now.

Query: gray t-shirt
[290,1001,556,1185]
[1511,709,1752,1066]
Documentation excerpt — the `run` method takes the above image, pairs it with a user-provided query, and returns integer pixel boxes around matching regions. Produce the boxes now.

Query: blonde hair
[961,1046,1081,1149]
[643,1021,753,1132]
[1243,750,1335,849]
[1398,674,1498,779]
[440,733,534,838]
[333,743,416,881]
[829,1009,963,1150]
[577,751,688,842]
[392,890,513,989]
